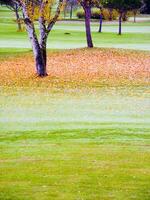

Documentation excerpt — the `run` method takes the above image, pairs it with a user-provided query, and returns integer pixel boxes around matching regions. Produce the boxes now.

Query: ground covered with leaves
[0,48,149,88]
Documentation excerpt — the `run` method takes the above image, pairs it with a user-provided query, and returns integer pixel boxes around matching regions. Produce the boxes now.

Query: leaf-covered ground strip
[0,48,149,88]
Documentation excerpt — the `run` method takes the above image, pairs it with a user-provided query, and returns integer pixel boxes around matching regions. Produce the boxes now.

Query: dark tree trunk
[134,14,136,23]
[24,19,47,76]
[15,9,22,31]
[98,12,103,33]
[109,8,113,21]
[39,18,48,70]
[133,10,137,23]
[84,6,93,48]
[35,46,47,77]
[40,39,47,74]
[118,12,122,35]
[122,11,127,21]
[41,47,47,68]
[70,5,73,19]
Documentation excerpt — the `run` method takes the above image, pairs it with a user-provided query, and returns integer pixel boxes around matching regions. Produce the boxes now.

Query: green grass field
[0,7,150,51]
[0,87,150,200]
[0,6,150,200]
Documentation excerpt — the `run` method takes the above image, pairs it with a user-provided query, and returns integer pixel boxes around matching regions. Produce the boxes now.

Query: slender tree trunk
[41,46,47,69]
[118,12,122,35]
[15,9,22,31]
[134,14,136,23]
[70,5,73,19]
[64,5,67,19]
[40,35,48,74]
[84,6,93,48]
[134,10,136,23]
[39,18,48,73]
[24,18,47,76]
[122,11,127,21]
[109,8,113,21]
[98,11,103,33]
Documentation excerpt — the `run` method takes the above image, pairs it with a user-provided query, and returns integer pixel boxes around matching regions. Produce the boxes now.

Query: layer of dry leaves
[0,48,150,88]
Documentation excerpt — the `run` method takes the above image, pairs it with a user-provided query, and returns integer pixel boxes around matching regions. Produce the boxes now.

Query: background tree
[141,0,150,14]
[98,7,103,32]
[114,0,129,35]
[130,0,142,22]
[68,0,78,19]
[2,0,64,77]
[0,0,22,31]
[103,0,114,20]
[105,0,143,34]
[63,0,78,19]
[78,0,98,48]
[105,0,140,35]
[96,0,103,33]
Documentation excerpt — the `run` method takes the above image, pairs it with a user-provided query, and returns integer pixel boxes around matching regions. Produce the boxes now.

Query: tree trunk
[15,9,22,31]
[122,11,127,21]
[25,19,47,76]
[35,46,47,77]
[64,7,66,19]
[39,18,48,71]
[84,6,93,48]
[70,5,73,19]
[40,36,47,74]
[134,10,136,23]
[98,11,103,33]
[118,12,122,35]
[109,8,113,21]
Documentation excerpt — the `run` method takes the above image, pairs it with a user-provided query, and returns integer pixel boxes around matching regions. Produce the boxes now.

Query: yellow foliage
[26,0,62,22]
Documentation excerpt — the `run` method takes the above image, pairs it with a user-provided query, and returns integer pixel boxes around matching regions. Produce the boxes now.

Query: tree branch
[47,0,63,32]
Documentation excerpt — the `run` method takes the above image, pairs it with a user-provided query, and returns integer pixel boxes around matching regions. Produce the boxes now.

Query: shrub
[76,8,84,19]
[103,8,118,20]
[102,8,110,20]
[111,9,119,20]
[91,8,100,19]
[76,8,118,20]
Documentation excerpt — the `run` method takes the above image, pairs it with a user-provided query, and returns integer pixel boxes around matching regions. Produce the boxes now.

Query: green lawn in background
[0,7,150,51]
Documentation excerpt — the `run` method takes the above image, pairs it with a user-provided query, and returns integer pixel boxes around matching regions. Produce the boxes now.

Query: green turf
[0,7,150,51]
[0,87,150,200]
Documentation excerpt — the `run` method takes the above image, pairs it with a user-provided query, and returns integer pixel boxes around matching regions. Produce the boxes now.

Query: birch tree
[4,0,64,77]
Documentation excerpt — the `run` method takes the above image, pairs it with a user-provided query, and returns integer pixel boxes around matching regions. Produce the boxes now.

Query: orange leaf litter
[0,48,150,88]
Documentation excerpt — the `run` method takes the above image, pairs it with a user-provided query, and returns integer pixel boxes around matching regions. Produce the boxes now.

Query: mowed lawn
[0,48,150,200]
[0,7,150,200]
[0,7,150,51]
